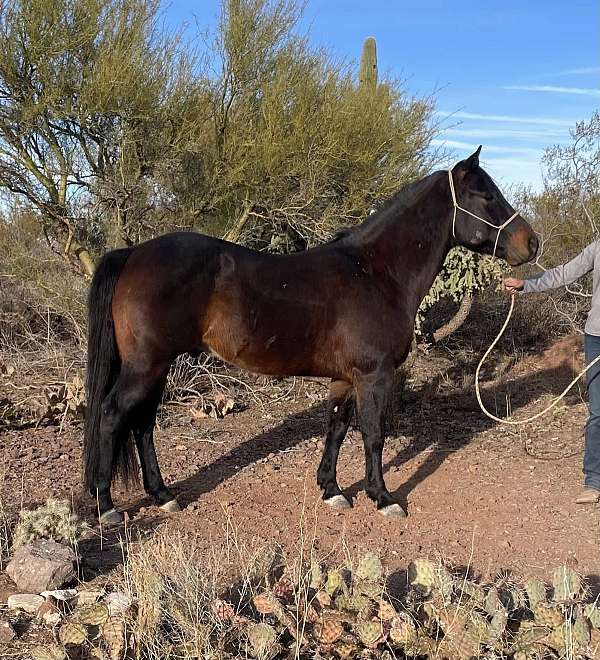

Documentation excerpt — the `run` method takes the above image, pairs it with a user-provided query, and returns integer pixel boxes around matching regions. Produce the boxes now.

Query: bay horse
[84,147,538,524]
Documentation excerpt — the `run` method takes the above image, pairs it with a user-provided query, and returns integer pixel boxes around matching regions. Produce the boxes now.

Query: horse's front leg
[355,366,406,518]
[317,380,355,508]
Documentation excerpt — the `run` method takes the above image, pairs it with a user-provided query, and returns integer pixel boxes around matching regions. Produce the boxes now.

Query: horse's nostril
[529,235,539,255]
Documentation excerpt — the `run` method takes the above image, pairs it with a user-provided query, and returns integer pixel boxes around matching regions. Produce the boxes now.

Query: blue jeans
[584,333,600,491]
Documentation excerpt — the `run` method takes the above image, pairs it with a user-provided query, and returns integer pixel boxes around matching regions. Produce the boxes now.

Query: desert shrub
[110,529,600,660]
[12,498,89,549]
[0,209,86,349]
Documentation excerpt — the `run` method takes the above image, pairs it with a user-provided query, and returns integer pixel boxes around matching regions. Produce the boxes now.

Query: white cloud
[559,66,600,75]
[504,85,600,97]
[432,139,541,156]
[446,127,565,141]
[435,110,575,127]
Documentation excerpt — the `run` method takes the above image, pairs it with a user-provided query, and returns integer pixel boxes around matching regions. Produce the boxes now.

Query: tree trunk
[223,202,252,243]
[70,238,96,277]
[433,294,473,343]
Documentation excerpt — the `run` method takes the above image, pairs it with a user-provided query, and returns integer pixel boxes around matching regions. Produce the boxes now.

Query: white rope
[447,168,600,425]
[475,294,600,425]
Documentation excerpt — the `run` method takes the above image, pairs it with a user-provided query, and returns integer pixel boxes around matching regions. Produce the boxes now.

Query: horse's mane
[331,171,442,243]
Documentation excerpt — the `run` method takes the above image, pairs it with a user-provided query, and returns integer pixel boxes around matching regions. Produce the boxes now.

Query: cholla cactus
[12,498,88,549]
[416,247,508,336]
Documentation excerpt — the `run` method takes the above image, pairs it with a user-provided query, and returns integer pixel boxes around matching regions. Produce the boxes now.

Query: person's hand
[503,277,524,294]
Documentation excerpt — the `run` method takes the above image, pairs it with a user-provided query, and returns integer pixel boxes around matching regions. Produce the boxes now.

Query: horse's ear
[453,145,482,180]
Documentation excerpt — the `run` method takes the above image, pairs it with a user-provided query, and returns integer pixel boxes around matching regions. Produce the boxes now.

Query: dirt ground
[1,334,598,588]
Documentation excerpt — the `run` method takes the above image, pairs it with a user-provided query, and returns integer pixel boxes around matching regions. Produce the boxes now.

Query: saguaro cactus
[359,37,378,91]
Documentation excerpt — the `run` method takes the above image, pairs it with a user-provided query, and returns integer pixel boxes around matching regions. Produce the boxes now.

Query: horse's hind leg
[94,365,167,524]
[132,375,179,511]
[317,380,355,509]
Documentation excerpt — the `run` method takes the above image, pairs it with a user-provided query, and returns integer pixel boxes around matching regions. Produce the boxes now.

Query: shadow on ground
[82,354,586,575]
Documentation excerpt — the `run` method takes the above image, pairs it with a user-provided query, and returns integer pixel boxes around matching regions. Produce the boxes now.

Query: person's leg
[582,333,600,499]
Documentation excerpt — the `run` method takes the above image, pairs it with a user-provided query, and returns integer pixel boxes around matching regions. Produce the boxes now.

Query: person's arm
[504,242,597,294]
[523,242,597,293]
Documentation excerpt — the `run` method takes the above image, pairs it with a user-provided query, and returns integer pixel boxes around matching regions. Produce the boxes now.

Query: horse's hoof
[160,499,181,513]
[379,503,407,518]
[99,508,123,525]
[324,494,352,509]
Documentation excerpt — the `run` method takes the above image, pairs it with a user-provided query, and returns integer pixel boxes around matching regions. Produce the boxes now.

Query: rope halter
[447,169,520,257]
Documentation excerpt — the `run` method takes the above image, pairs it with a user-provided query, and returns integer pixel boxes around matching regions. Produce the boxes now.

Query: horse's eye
[484,193,494,202]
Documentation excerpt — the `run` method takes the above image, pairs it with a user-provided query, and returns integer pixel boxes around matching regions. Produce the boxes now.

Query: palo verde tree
[167,0,439,251]
[0,0,199,276]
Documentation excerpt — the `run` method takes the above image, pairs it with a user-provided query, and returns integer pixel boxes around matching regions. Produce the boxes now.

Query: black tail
[83,247,136,494]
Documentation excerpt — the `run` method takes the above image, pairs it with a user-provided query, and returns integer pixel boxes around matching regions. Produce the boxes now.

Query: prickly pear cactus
[533,602,564,628]
[12,498,89,548]
[408,558,453,600]
[525,578,547,609]
[101,616,126,660]
[253,592,281,616]
[309,559,324,590]
[389,614,417,646]
[75,602,109,626]
[355,552,383,583]
[30,646,67,660]
[552,565,583,602]
[247,622,279,659]
[457,579,486,607]
[574,614,591,648]
[506,622,550,655]
[58,621,88,646]
[354,620,385,648]
[584,603,600,629]
[314,615,344,645]
[336,593,370,614]
[325,568,344,596]
[354,579,382,599]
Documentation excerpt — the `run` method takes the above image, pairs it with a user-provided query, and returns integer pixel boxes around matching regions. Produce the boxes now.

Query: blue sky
[164,0,599,189]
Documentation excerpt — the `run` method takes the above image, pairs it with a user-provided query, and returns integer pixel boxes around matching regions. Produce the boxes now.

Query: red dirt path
[1,335,598,585]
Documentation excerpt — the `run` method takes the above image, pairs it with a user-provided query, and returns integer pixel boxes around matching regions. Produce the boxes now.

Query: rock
[0,573,18,604]
[7,593,44,613]
[104,591,134,616]
[0,620,16,643]
[41,589,78,602]
[6,539,76,593]
[37,600,62,626]
[76,589,105,607]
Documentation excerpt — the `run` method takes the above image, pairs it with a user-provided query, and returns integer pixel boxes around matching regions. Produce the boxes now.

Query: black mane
[330,170,442,243]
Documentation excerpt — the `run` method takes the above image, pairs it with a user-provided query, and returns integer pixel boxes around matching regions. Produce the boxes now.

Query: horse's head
[449,147,538,265]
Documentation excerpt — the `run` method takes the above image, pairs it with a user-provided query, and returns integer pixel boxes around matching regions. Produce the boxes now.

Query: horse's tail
[83,247,135,494]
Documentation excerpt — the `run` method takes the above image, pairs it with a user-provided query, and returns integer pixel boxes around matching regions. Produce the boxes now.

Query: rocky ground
[1,334,597,585]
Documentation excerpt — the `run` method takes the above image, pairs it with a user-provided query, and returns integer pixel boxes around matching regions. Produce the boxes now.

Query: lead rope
[448,168,600,426]
[475,294,600,425]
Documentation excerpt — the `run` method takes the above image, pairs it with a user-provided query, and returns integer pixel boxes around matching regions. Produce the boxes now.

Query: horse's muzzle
[504,224,539,265]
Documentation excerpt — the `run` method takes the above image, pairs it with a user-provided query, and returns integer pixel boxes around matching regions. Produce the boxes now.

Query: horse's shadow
[352,358,586,510]
[80,354,586,576]
[151,354,585,514]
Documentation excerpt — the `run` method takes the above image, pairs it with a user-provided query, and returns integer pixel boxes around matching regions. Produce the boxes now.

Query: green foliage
[415,247,508,335]
[0,0,438,271]
[12,498,88,549]
[0,0,199,271]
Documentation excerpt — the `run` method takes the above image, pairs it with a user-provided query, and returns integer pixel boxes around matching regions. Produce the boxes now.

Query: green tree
[165,0,438,250]
[0,0,198,275]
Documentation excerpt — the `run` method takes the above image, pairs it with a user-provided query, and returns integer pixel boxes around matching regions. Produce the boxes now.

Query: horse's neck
[360,173,454,305]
